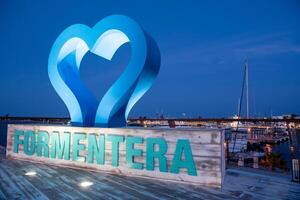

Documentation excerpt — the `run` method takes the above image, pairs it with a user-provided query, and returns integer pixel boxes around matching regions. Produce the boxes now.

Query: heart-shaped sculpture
[48,15,160,127]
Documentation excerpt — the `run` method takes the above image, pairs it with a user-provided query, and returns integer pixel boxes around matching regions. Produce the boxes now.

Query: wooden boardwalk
[0,147,299,199]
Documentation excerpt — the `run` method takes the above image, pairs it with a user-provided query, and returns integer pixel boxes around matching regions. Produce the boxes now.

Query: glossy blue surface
[48,15,160,127]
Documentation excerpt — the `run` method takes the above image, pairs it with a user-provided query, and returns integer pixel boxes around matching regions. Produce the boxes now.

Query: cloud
[234,43,300,57]
[162,31,300,67]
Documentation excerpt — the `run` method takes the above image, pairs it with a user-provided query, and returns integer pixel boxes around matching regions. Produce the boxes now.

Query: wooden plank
[0,163,49,199]
[6,124,225,187]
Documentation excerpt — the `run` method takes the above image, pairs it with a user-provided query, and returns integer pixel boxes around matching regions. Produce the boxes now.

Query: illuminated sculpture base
[6,124,225,188]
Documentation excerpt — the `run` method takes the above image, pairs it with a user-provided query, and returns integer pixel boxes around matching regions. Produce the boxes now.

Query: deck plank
[0,149,299,200]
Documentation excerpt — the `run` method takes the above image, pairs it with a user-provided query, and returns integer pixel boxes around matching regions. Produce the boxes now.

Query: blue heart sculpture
[48,15,160,127]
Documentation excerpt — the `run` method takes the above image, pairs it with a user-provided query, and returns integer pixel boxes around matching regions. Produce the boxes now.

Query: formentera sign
[7,125,224,187]
[7,15,225,187]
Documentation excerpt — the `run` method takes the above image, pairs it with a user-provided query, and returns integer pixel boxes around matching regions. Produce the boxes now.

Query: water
[272,140,299,168]
[0,121,8,147]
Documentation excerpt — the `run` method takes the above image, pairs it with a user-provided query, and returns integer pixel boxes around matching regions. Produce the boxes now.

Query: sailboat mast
[237,98,240,116]
[246,59,249,119]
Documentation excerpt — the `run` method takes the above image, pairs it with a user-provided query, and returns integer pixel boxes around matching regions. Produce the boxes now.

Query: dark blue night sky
[0,0,299,118]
